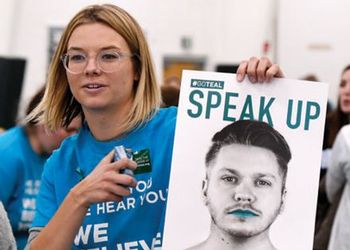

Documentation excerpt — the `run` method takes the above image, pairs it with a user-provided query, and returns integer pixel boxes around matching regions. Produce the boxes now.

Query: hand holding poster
[163,70,328,250]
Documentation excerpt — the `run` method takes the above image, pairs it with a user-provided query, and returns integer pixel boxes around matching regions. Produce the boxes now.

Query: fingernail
[237,74,243,82]
[249,76,256,83]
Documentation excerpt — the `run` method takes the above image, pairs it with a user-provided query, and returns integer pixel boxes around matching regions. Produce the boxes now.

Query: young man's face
[203,143,286,238]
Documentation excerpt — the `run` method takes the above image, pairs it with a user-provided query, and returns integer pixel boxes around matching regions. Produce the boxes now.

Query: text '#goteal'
[191,79,224,90]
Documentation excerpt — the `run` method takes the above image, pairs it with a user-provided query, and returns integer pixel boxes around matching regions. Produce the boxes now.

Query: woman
[326,125,350,250]
[26,4,283,249]
[324,65,350,150]
[313,65,350,250]
[324,66,350,250]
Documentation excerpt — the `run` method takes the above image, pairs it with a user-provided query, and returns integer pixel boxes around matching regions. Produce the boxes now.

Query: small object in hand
[114,145,134,177]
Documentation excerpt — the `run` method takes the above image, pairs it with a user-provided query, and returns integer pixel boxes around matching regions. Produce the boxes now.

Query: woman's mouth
[85,83,104,89]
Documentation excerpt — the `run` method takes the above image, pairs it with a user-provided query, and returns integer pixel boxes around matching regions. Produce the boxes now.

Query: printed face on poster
[163,70,328,250]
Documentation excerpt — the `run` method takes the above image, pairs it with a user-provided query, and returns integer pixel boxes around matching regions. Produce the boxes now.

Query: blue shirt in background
[0,126,48,250]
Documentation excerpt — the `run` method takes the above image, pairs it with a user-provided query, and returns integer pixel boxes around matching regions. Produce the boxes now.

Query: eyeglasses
[61,50,136,74]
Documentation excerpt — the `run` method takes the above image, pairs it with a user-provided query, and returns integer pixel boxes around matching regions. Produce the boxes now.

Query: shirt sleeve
[0,201,16,249]
[24,226,43,250]
[326,126,350,202]
[31,156,58,227]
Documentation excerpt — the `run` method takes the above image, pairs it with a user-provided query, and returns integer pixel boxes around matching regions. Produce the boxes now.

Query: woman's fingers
[266,64,284,82]
[246,56,259,83]
[236,56,284,83]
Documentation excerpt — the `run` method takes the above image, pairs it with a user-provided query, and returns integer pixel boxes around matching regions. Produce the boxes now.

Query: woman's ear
[132,59,141,82]
[133,72,140,81]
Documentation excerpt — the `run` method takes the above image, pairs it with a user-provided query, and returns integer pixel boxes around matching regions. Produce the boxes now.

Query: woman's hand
[236,56,284,83]
[71,150,137,208]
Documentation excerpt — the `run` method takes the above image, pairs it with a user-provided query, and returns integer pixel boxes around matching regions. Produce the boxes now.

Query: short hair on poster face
[205,120,292,186]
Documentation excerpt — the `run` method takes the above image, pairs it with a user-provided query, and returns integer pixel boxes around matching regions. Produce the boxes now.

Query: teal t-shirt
[0,126,48,250]
[32,107,177,249]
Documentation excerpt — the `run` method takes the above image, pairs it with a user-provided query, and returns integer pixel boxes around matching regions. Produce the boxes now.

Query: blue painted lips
[229,209,258,218]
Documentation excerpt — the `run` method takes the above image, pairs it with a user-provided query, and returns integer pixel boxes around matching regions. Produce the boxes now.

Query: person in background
[0,201,16,250]
[313,65,350,250]
[0,86,81,250]
[326,124,350,250]
[161,76,181,107]
[324,65,350,153]
[24,4,283,250]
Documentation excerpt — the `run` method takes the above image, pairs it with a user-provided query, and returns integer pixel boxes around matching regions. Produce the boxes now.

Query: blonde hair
[28,4,160,132]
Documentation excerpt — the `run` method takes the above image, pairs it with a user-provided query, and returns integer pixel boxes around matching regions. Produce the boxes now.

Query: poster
[163,70,328,250]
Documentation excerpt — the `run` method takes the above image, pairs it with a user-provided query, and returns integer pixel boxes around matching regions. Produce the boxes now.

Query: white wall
[5,0,350,116]
[2,0,274,118]
[0,0,18,54]
[278,0,350,106]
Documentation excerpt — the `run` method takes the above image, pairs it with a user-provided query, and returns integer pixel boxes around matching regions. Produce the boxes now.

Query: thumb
[100,149,115,164]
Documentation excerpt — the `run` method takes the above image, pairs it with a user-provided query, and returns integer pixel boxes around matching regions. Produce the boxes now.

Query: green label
[132,149,152,174]
[191,79,224,89]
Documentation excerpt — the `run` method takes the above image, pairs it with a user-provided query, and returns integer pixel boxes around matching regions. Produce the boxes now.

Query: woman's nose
[84,57,101,75]
[345,82,350,93]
